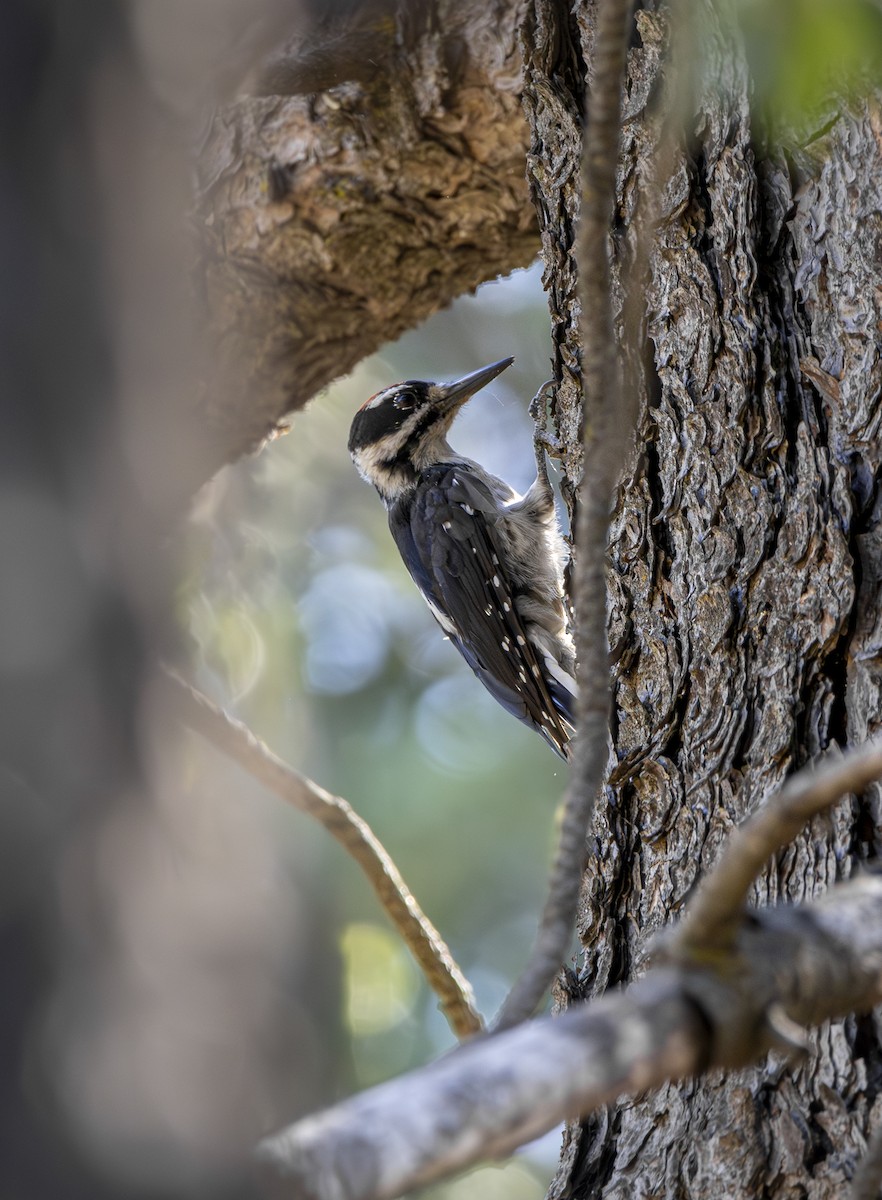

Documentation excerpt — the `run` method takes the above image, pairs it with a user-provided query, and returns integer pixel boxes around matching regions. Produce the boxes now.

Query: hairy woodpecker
[348,357,576,759]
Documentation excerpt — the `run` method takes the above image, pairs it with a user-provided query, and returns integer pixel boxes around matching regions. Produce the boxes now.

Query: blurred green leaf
[740,0,882,139]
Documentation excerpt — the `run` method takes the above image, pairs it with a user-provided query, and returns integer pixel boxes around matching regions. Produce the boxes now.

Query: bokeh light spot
[340,922,419,1037]
[299,564,409,694]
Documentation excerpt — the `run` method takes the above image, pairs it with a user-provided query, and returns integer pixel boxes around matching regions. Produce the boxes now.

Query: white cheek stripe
[364,386,398,410]
[351,443,387,481]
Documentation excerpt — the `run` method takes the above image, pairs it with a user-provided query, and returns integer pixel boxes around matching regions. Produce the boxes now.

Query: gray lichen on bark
[523,1,882,1196]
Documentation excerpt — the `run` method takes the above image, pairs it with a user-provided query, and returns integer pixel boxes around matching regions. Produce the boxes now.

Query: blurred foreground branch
[851,1123,882,1200]
[256,873,882,1200]
[161,670,483,1039]
[256,739,882,1199]
[493,0,635,1032]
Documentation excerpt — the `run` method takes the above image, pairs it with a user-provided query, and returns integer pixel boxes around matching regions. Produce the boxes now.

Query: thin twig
[678,738,882,956]
[159,668,483,1039]
[852,1123,882,1200]
[494,0,635,1030]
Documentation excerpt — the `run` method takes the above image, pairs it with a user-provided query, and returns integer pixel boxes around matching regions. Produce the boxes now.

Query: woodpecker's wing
[389,463,573,758]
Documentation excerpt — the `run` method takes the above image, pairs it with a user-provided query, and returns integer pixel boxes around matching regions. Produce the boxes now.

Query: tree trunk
[524,1,882,1196]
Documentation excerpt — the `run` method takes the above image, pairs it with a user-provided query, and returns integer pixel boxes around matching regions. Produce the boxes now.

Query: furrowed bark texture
[194,0,537,476]
[524,1,882,1196]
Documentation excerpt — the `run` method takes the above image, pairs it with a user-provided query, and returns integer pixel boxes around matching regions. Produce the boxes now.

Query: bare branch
[160,670,483,1040]
[256,874,882,1200]
[677,738,882,957]
[493,0,636,1032]
[259,977,704,1200]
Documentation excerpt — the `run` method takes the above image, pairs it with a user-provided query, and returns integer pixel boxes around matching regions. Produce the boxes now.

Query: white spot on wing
[425,598,457,636]
[543,653,577,694]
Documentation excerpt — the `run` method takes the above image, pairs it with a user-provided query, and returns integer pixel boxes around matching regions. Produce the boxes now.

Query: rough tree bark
[522,1,882,1196]
[194,0,537,476]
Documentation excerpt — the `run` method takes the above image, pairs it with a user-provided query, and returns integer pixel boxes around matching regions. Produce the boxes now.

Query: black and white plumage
[348,357,576,759]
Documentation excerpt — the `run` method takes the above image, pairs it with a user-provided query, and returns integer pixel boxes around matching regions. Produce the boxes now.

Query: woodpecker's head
[348,357,513,504]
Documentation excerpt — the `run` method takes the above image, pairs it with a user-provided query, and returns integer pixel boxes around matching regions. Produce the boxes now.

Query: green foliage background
[739,0,882,138]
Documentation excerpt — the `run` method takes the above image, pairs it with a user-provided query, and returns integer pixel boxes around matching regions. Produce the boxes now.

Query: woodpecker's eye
[393,389,416,411]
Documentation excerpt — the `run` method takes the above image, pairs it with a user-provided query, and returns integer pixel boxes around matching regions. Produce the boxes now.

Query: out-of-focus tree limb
[192,0,538,483]
[254,740,882,1198]
[255,872,882,1200]
[493,0,635,1033]
[161,670,483,1039]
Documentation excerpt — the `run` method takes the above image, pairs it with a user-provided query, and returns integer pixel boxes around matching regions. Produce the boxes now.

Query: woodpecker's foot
[534,426,564,457]
[530,380,563,451]
[529,378,556,427]
[530,379,563,489]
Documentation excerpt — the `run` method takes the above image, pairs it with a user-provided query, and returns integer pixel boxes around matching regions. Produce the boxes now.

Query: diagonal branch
[494,0,636,1031]
[255,872,882,1200]
[159,669,483,1039]
[676,738,882,957]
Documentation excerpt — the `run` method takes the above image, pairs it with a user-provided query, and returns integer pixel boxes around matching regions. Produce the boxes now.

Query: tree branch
[493,0,636,1031]
[676,738,882,957]
[193,1,537,481]
[255,873,882,1200]
[160,670,483,1039]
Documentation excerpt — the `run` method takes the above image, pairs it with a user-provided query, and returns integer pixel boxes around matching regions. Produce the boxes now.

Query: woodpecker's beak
[434,357,514,412]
